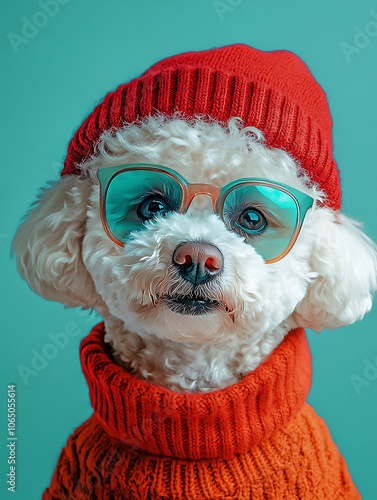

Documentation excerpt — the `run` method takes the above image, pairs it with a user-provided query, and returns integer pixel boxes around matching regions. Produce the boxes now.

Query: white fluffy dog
[12,113,377,393]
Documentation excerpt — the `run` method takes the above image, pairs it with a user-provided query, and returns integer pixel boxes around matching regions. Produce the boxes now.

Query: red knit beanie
[61,44,341,210]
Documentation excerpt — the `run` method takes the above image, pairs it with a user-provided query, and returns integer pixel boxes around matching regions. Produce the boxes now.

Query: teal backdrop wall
[1,0,377,498]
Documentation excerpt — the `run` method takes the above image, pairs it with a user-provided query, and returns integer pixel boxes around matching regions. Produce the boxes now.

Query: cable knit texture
[61,44,341,210]
[42,323,360,499]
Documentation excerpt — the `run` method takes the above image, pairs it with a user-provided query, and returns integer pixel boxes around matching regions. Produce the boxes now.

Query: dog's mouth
[161,294,222,315]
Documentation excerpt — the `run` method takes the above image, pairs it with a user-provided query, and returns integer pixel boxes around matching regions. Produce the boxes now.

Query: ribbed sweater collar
[80,323,312,460]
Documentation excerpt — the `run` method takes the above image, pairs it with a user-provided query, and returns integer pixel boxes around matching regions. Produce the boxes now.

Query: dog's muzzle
[160,242,223,315]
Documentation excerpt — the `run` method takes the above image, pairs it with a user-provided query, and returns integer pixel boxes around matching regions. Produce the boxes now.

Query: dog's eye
[137,195,171,220]
[235,208,267,234]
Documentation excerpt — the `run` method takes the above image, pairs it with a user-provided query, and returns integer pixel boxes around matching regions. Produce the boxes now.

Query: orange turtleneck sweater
[42,323,360,499]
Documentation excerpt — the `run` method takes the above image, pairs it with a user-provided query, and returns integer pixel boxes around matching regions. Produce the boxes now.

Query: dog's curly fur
[11,114,377,392]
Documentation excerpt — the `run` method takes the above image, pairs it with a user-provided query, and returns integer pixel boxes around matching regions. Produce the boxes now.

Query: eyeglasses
[97,163,314,264]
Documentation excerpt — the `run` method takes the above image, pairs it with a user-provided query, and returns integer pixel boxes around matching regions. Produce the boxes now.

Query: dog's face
[11,115,377,373]
[84,190,309,348]
[79,114,377,351]
[81,117,319,347]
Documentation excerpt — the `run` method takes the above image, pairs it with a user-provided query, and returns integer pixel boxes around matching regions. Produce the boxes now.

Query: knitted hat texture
[61,44,341,210]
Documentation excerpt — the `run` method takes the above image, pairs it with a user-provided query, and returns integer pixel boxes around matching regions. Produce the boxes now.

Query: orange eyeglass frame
[97,163,314,264]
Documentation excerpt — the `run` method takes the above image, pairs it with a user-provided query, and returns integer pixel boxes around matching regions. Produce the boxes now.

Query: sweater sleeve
[42,416,98,500]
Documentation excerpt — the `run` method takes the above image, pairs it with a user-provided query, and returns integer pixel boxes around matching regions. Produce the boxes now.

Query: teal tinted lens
[223,184,298,261]
[105,170,183,241]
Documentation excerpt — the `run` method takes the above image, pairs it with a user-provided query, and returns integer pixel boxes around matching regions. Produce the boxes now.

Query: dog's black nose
[172,242,223,285]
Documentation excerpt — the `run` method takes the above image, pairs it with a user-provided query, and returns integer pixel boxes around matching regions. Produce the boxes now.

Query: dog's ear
[11,176,102,310]
[293,208,377,332]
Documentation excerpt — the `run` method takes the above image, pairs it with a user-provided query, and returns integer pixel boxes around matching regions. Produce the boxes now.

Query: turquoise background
[1,0,377,498]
